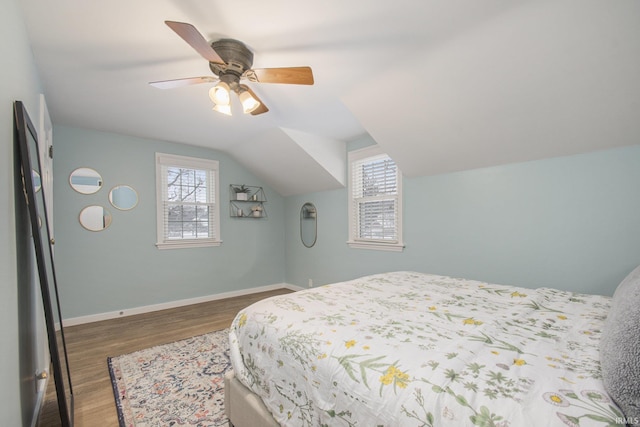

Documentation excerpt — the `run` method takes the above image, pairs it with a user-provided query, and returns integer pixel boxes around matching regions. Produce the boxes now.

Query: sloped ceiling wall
[228,127,345,196]
[342,1,640,177]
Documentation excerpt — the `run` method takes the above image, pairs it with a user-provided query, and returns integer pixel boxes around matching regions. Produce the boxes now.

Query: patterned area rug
[107,329,232,427]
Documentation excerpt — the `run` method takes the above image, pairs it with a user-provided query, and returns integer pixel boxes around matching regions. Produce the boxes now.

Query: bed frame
[224,371,279,427]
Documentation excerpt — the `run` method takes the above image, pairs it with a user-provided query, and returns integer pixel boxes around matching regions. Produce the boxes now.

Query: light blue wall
[285,136,640,297]
[1,0,47,425]
[53,126,286,319]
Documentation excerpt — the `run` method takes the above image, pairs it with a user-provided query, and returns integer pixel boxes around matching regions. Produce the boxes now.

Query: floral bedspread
[229,271,624,426]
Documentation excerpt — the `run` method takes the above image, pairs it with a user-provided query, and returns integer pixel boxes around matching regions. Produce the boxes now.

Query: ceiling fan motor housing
[209,39,254,78]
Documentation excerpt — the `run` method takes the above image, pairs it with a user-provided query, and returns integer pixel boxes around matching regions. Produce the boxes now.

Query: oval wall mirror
[109,185,138,211]
[69,167,103,194]
[300,202,317,248]
[79,205,112,232]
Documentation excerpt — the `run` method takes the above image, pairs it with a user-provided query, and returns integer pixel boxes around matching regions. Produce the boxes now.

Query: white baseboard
[63,283,302,327]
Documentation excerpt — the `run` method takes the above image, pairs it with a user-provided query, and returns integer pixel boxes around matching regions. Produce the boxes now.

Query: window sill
[156,239,222,250]
[346,240,404,252]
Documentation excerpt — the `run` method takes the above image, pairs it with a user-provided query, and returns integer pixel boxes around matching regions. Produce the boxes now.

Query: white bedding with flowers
[229,271,625,426]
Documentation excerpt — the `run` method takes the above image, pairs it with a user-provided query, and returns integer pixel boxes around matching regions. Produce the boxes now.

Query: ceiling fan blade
[244,67,314,85]
[165,21,225,64]
[149,76,217,89]
[241,85,269,115]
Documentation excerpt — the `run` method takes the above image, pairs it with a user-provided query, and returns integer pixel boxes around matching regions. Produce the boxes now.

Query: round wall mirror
[79,205,112,232]
[109,185,138,210]
[300,202,317,248]
[69,167,103,194]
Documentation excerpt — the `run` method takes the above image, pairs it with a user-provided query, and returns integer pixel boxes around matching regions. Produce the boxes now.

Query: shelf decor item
[232,184,251,201]
[251,205,263,217]
[229,185,267,218]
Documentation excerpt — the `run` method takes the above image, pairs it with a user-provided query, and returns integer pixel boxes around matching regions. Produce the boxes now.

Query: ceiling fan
[150,21,314,116]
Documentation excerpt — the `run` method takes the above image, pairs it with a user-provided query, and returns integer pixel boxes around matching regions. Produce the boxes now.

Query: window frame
[347,145,404,252]
[155,152,221,249]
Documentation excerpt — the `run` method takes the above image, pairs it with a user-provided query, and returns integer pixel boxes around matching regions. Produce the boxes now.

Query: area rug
[107,328,232,427]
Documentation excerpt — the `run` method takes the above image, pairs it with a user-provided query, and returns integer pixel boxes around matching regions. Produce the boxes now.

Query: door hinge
[48,145,53,159]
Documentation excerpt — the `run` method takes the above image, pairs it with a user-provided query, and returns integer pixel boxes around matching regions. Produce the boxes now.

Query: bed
[226,270,640,426]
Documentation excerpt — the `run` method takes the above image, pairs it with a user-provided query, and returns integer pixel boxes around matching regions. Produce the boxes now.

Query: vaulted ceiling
[19,0,640,195]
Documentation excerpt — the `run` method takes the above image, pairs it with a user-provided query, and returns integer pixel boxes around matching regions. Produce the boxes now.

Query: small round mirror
[300,202,317,248]
[69,167,103,194]
[79,205,112,232]
[109,185,138,211]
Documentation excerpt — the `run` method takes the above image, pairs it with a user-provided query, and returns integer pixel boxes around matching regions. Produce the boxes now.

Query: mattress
[229,271,623,426]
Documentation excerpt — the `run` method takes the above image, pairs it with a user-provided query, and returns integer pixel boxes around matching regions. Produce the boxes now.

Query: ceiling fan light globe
[209,82,231,105]
[239,90,260,114]
[212,104,232,116]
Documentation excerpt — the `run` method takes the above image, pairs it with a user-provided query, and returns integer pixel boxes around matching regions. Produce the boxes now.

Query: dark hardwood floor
[37,288,292,427]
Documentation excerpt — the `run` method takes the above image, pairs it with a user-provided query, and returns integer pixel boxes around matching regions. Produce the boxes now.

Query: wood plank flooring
[37,288,292,427]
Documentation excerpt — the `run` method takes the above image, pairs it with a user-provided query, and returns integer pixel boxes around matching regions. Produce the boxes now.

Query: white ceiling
[18,0,640,195]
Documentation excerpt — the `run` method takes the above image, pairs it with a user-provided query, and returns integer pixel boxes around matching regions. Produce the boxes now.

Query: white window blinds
[162,166,216,240]
[156,153,221,249]
[348,147,403,251]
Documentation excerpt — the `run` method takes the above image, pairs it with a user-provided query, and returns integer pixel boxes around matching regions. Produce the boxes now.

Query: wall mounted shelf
[229,185,267,218]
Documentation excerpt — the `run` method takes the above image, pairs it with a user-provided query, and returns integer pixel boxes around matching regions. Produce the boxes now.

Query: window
[347,146,403,251]
[155,153,221,249]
